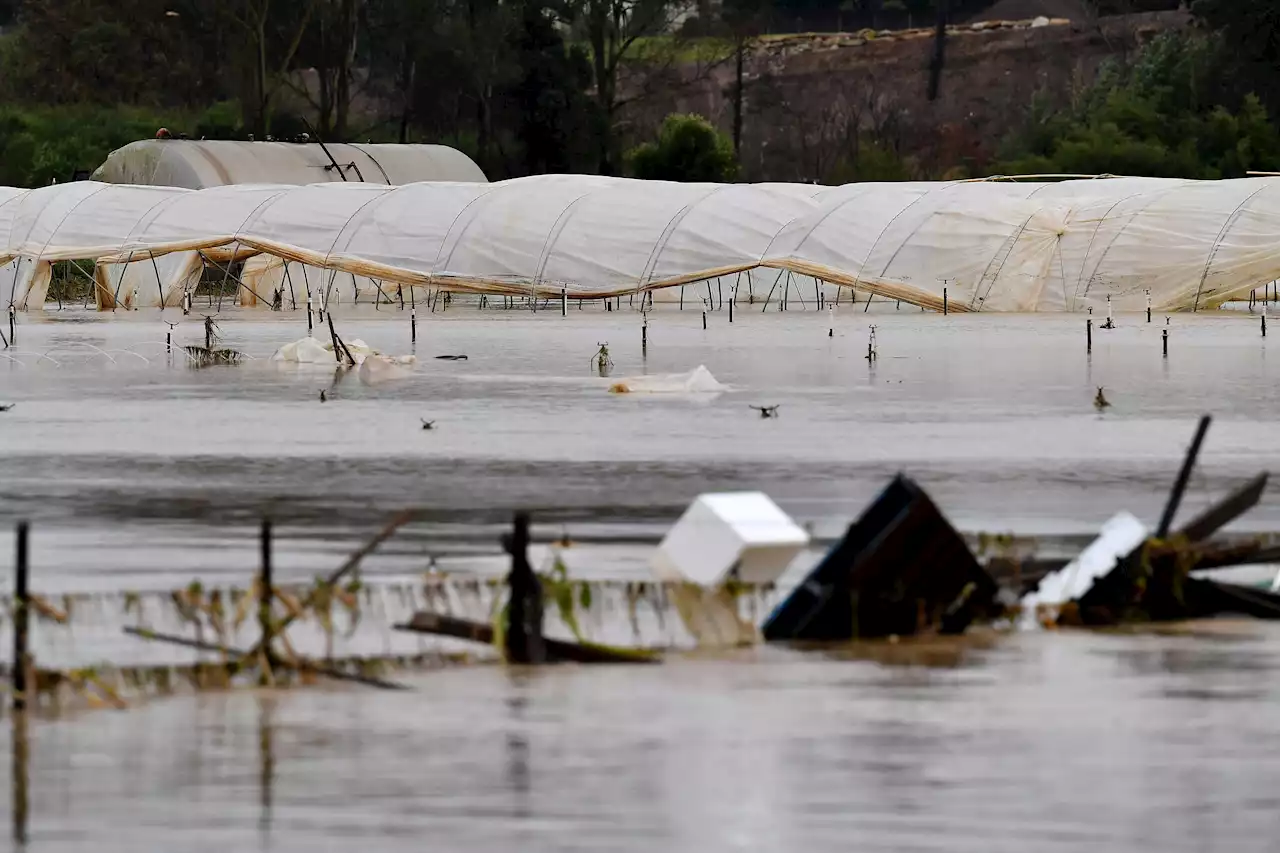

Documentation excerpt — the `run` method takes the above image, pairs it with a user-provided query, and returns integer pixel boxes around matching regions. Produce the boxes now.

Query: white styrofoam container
[651,492,810,586]
[1021,510,1148,627]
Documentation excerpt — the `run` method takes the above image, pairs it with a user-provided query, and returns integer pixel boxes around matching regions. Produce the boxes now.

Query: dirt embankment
[629,9,1190,181]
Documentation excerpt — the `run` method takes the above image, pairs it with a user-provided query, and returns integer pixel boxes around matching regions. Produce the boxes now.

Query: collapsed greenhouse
[3,173,1280,314]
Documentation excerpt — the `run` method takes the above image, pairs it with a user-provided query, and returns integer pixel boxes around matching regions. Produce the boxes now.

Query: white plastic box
[651,492,810,587]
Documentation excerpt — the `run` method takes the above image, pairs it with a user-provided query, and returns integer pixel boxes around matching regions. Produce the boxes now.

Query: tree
[219,0,318,136]
[289,0,365,139]
[1193,0,1280,119]
[997,32,1280,179]
[511,0,596,174]
[572,0,677,173]
[627,112,738,181]
[0,0,228,107]
[721,0,771,159]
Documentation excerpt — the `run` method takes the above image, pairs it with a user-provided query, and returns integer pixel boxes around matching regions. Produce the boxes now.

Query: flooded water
[5,302,1280,851]
[3,303,1280,588]
[9,626,1280,852]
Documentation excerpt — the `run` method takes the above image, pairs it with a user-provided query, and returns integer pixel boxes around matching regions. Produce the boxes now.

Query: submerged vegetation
[183,316,243,367]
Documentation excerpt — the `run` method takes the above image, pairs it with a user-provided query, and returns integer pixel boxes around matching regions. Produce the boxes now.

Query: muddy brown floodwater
[8,628,1280,853]
[4,304,1280,850]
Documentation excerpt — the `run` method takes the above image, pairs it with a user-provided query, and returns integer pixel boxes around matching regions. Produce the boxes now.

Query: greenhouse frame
[2,174,1279,314]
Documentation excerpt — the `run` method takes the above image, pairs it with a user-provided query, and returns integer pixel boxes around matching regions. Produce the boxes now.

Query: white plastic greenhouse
[2,173,1280,313]
[91,140,488,189]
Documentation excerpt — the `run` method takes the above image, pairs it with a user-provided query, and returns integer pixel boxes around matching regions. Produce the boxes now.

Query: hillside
[631,9,1191,181]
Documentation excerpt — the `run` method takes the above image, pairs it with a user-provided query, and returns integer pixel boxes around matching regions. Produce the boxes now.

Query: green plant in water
[541,556,586,642]
[591,342,613,375]
[185,315,244,367]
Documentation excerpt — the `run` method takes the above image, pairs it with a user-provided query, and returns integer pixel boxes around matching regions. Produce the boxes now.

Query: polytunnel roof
[4,174,1280,312]
[90,140,487,189]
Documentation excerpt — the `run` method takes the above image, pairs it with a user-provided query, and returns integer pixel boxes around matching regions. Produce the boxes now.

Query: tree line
[0,0,1274,188]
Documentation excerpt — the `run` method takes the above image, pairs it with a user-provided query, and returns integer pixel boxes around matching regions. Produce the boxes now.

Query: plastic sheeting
[4,174,1280,313]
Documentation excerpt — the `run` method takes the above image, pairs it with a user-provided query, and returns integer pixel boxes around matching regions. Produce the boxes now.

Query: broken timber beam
[229,511,414,676]
[124,627,409,689]
[1177,473,1269,543]
[394,612,661,664]
[1156,414,1212,538]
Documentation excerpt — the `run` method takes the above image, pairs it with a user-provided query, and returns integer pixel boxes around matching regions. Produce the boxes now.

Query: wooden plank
[1177,473,1269,542]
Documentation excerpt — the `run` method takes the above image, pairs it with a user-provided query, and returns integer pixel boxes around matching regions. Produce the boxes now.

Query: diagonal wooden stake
[1177,472,1269,543]
[124,627,408,690]
[230,511,415,677]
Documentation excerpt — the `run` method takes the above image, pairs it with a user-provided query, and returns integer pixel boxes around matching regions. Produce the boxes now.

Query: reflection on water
[7,628,1280,852]
[11,712,28,848]
[259,696,274,836]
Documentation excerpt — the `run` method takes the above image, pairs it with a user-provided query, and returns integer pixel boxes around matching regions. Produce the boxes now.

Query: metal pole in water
[8,304,14,345]
[411,308,417,344]
[702,311,707,330]
[12,521,29,712]
[642,318,648,354]
[828,305,834,337]
[1087,317,1092,354]
[1147,290,1152,323]
[561,288,567,317]
[1264,301,1268,338]
[729,295,734,323]
[166,329,171,354]
[1163,327,1168,358]
[307,294,314,334]
[943,288,948,316]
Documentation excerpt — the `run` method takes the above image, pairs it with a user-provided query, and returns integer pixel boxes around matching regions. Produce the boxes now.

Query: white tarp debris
[652,491,810,587]
[358,354,415,385]
[1021,511,1148,627]
[271,336,414,374]
[8,174,1280,313]
[608,365,726,394]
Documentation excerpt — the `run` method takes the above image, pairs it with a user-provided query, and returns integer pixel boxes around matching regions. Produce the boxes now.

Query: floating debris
[184,316,243,367]
[1024,415,1280,627]
[763,474,999,641]
[608,365,725,394]
[652,491,808,587]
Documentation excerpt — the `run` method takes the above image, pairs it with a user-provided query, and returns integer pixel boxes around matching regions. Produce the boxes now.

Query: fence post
[504,512,545,664]
[12,522,29,712]
[259,518,274,684]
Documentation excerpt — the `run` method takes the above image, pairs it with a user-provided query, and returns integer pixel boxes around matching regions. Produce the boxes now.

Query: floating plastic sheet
[607,365,727,394]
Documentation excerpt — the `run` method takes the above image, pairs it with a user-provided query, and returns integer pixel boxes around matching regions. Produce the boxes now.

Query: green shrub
[627,113,738,182]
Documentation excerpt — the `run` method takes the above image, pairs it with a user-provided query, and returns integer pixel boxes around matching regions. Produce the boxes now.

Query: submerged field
[2,302,1279,583]
[3,303,1280,851]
